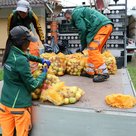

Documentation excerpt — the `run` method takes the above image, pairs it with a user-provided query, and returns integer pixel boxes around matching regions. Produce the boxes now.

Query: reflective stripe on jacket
[0,46,46,108]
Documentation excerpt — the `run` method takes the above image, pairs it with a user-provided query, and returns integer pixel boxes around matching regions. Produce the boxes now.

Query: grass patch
[0,69,3,81]
[127,54,136,90]
[127,66,136,90]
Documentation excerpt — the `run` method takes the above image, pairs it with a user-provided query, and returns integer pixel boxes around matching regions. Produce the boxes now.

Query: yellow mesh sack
[66,53,85,76]
[44,88,64,105]
[40,82,65,105]
[40,52,56,60]
[48,54,66,76]
[105,94,136,108]
[102,50,117,75]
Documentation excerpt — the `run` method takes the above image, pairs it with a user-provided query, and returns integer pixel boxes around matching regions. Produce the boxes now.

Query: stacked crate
[105,5,126,49]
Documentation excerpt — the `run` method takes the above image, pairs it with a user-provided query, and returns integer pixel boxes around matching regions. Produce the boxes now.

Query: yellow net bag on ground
[48,53,66,76]
[105,94,136,108]
[40,82,65,105]
[40,82,85,106]
[66,53,85,76]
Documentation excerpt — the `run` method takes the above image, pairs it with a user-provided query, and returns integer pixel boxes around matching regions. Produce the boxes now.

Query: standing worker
[7,0,46,72]
[7,0,45,57]
[0,26,50,136]
[7,0,45,44]
[64,6,113,82]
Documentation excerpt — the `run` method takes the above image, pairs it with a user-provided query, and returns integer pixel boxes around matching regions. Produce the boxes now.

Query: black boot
[93,73,109,82]
[80,72,94,78]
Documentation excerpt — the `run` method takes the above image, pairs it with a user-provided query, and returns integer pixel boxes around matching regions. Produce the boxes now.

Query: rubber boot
[93,73,110,82]
[80,72,94,78]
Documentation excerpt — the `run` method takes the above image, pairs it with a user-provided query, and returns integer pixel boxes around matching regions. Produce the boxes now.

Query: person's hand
[42,59,51,67]
[42,67,48,73]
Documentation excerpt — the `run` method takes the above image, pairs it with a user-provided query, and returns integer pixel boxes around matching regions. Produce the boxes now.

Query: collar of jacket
[11,46,26,56]
[71,6,85,26]
[16,11,29,19]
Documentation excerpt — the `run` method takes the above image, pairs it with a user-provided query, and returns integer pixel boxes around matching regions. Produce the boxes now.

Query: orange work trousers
[0,103,32,136]
[86,24,113,75]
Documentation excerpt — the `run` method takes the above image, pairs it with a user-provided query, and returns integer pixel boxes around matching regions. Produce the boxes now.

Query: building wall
[0,7,46,48]
[0,8,10,48]
[0,18,8,48]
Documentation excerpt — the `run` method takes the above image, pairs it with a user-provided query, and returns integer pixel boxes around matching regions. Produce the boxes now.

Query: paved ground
[59,69,136,112]
[32,68,136,113]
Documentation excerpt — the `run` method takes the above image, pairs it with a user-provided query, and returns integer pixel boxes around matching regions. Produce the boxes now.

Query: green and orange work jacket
[7,10,45,43]
[0,46,46,108]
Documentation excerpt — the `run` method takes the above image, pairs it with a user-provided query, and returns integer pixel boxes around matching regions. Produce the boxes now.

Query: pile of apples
[45,74,60,86]
[102,50,117,75]
[31,74,60,100]
[48,55,66,76]
[60,86,85,105]
[40,82,85,106]
[66,58,84,76]
[66,54,85,76]
[32,69,42,78]
[31,53,87,103]
[40,52,56,60]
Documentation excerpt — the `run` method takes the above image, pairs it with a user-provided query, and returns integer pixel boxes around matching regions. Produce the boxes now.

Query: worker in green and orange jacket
[7,0,45,44]
[0,26,50,136]
[7,0,45,59]
[64,6,113,82]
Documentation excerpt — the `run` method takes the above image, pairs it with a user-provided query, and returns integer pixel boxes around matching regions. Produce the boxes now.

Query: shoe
[93,73,110,82]
[80,72,94,78]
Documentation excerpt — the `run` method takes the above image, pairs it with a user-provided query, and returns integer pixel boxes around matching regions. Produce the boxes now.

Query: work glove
[42,59,51,67]
[42,67,48,73]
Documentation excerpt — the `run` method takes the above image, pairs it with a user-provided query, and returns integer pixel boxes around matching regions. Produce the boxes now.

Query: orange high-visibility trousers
[86,24,113,75]
[0,103,32,136]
